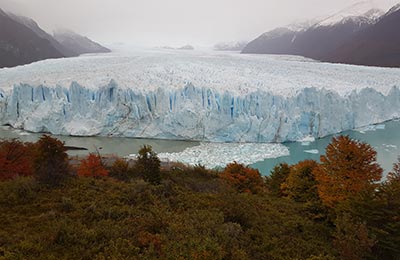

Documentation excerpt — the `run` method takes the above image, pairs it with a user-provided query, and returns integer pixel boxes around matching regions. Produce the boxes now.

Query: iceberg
[0,50,400,143]
[304,149,319,154]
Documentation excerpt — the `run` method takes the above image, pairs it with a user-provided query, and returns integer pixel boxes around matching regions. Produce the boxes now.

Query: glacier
[0,49,400,143]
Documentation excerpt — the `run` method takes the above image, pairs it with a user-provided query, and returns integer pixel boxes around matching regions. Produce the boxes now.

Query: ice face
[0,50,400,143]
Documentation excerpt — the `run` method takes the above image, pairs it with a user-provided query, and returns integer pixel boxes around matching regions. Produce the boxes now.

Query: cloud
[0,0,398,46]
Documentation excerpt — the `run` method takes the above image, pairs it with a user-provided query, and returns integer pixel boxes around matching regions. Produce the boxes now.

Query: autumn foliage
[34,135,70,185]
[314,136,383,207]
[1,134,400,259]
[78,153,109,177]
[221,161,265,194]
[0,139,34,180]
[281,160,319,203]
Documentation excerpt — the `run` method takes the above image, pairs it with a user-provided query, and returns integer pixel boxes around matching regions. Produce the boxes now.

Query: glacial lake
[1,120,399,176]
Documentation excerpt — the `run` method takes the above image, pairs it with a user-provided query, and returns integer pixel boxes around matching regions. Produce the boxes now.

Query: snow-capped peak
[286,18,323,32]
[315,1,384,27]
[385,3,400,16]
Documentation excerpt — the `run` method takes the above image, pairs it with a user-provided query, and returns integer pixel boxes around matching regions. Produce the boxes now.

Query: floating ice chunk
[129,142,289,169]
[304,149,319,154]
[298,135,315,146]
[299,135,316,142]
[356,124,386,133]
[375,124,385,130]
[383,144,397,149]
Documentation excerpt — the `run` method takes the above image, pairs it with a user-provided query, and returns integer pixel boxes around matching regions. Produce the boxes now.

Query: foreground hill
[0,175,337,259]
[0,135,399,259]
[0,8,64,68]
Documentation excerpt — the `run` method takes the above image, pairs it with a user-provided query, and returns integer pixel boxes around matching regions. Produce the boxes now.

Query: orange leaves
[314,136,383,208]
[77,153,109,177]
[0,140,34,181]
[220,162,264,194]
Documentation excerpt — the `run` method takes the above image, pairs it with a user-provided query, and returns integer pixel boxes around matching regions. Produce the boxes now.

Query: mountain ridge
[242,1,400,67]
[0,9,110,68]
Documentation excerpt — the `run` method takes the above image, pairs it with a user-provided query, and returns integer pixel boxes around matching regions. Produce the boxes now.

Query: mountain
[325,4,400,67]
[53,29,111,55]
[177,45,194,50]
[0,9,111,68]
[6,13,78,57]
[214,41,248,51]
[288,8,383,60]
[242,28,297,55]
[0,8,65,68]
[242,1,394,65]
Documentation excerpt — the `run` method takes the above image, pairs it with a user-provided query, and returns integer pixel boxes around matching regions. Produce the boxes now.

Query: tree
[34,135,70,186]
[0,139,34,181]
[314,136,383,208]
[334,214,375,260]
[220,162,265,194]
[368,159,400,259]
[136,145,161,185]
[281,160,319,203]
[265,163,290,197]
[78,153,109,177]
[109,159,132,181]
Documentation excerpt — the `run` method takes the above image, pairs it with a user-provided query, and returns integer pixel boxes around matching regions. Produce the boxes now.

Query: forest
[0,135,399,260]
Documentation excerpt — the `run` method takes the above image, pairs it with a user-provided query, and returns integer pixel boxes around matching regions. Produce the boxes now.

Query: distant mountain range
[0,8,110,68]
[53,29,111,56]
[213,41,248,51]
[242,2,400,67]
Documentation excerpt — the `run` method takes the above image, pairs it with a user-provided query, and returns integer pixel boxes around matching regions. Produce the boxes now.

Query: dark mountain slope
[242,28,296,55]
[242,10,381,61]
[289,18,374,60]
[0,8,64,68]
[326,6,400,67]
[53,29,111,55]
[7,13,78,57]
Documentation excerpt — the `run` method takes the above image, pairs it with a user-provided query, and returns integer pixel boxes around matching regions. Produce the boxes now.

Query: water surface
[1,120,399,176]
[252,120,400,176]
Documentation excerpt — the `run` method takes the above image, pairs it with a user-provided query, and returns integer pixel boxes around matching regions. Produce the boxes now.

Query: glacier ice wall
[1,81,399,143]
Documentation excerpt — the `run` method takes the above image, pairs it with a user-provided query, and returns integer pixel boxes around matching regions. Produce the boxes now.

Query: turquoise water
[1,120,399,175]
[0,126,199,157]
[252,120,400,176]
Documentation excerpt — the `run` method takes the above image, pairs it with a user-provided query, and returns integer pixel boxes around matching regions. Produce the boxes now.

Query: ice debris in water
[129,142,290,169]
[356,124,386,133]
[304,149,319,154]
[298,135,316,146]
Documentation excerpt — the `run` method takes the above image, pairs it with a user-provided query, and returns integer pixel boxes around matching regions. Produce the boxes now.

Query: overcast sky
[0,0,398,47]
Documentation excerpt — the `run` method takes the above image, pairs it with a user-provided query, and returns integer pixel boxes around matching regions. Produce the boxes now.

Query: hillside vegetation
[0,135,399,260]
